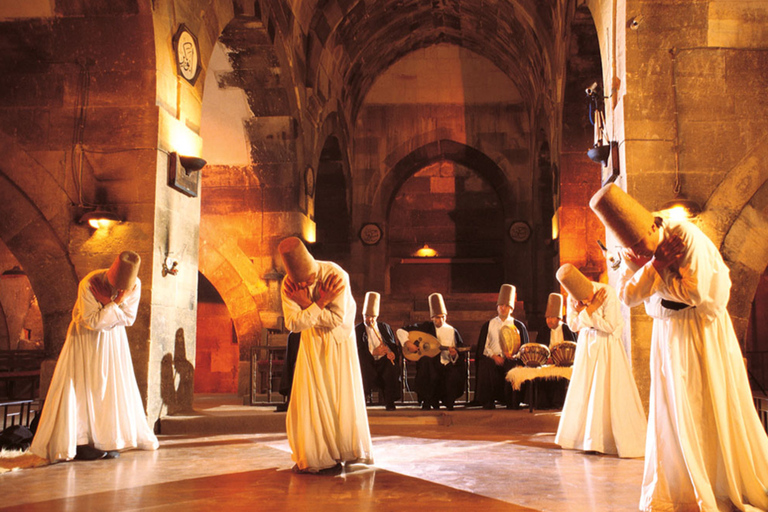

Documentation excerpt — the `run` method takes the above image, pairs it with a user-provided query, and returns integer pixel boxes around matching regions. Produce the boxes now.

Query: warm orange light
[80,210,121,230]
[414,244,438,258]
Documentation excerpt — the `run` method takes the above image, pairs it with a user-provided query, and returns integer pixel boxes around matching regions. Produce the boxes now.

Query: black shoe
[444,403,454,411]
[275,403,288,412]
[421,403,431,410]
[104,451,120,459]
[385,404,396,411]
[75,445,106,461]
[482,403,495,410]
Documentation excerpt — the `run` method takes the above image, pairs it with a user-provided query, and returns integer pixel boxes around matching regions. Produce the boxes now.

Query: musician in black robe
[396,293,466,410]
[474,284,530,409]
[354,292,401,410]
[536,293,577,409]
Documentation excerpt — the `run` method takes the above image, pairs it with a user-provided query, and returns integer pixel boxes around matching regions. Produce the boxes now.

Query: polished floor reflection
[1,402,645,511]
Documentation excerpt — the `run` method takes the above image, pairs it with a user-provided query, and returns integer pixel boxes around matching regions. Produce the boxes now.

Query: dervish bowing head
[278,237,373,474]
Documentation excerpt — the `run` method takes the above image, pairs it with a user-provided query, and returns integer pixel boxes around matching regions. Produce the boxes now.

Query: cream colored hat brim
[363,292,380,317]
[278,237,318,283]
[556,264,594,302]
[428,293,447,317]
[545,293,563,318]
[589,183,656,248]
[497,284,516,307]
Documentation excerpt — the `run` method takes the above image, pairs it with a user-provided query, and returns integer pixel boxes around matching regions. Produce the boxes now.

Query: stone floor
[0,396,646,511]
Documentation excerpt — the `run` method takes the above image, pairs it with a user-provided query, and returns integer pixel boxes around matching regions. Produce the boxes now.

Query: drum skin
[518,343,550,368]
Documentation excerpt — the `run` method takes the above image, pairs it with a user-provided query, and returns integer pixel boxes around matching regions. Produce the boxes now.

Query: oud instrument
[403,331,471,362]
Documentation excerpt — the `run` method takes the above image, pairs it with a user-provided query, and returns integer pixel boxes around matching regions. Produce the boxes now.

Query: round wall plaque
[173,25,201,85]
[509,221,531,242]
[359,223,382,245]
[304,166,315,197]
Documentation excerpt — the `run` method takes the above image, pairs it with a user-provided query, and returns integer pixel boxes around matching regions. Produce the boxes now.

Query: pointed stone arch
[0,136,78,357]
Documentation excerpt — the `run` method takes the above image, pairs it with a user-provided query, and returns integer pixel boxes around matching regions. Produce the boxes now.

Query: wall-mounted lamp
[586,81,621,185]
[413,244,438,258]
[168,151,206,197]
[79,209,121,229]
[1,266,26,278]
[659,196,701,221]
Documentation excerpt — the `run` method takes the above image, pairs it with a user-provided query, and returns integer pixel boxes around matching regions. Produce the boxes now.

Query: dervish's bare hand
[586,288,607,315]
[448,346,458,357]
[113,289,126,305]
[653,235,684,271]
[283,277,312,309]
[89,277,113,306]
[492,354,505,366]
[621,248,651,269]
[316,273,344,309]
[386,350,396,362]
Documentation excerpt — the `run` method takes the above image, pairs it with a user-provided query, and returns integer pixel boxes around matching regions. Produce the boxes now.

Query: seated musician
[541,293,577,347]
[474,284,529,409]
[354,292,401,411]
[396,293,466,410]
[537,293,577,409]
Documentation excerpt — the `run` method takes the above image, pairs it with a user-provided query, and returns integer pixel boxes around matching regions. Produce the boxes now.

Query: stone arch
[698,137,768,341]
[369,139,522,294]
[0,164,78,357]
[373,139,517,222]
[198,224,265,361]
[198,8,305,358]
[312,112,354,265]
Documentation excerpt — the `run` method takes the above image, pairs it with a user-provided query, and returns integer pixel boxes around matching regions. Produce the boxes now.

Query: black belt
[661,299,691,311]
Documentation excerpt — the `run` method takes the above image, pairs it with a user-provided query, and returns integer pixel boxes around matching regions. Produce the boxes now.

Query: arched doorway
[194,272,238,394]
[388,159,504,295]
[313,135,351,266]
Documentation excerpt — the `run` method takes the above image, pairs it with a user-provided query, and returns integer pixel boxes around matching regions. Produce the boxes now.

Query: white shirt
[365,323,384,360]
[483,316,516,357]
[549,323,564,348]
[436,323,457,365]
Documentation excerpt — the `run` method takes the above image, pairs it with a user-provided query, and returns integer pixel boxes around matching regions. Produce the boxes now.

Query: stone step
[157,406,554,436]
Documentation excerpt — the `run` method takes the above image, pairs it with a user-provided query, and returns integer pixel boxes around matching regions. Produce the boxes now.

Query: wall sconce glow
[79,210,121,229]
[414,244,438,258]
[303,219,317,244]
[659,198,701,221]
[551,211,559,240]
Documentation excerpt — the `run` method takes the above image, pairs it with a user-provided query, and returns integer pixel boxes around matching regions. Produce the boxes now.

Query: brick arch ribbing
[0,134,78,357]
[371,139,517,222]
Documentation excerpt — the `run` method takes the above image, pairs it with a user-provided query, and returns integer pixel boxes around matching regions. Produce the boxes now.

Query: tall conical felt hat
[363,291,380,317]
[497,284,516,307]
[556,264,594,302]
[428,293,447,317]
[545,293,563,318]
[278,237,318,283]
[589,183,656,247]
[109,251,140,290]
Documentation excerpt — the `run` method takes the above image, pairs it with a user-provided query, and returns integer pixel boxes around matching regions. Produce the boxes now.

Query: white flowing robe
[30,270,159,462]
[555,282,647,458]
[282,261,373,472]
[619,220,768,511]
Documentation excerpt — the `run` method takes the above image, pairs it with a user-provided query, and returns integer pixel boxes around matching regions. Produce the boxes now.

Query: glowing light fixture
[79,210,121,229]
[414,244,438,258]
[659,197,701,221]
[1,266,26,278]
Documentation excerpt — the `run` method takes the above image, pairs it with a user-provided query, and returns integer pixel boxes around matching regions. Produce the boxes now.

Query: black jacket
[355,321,399,364]
[475,317,529,362]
